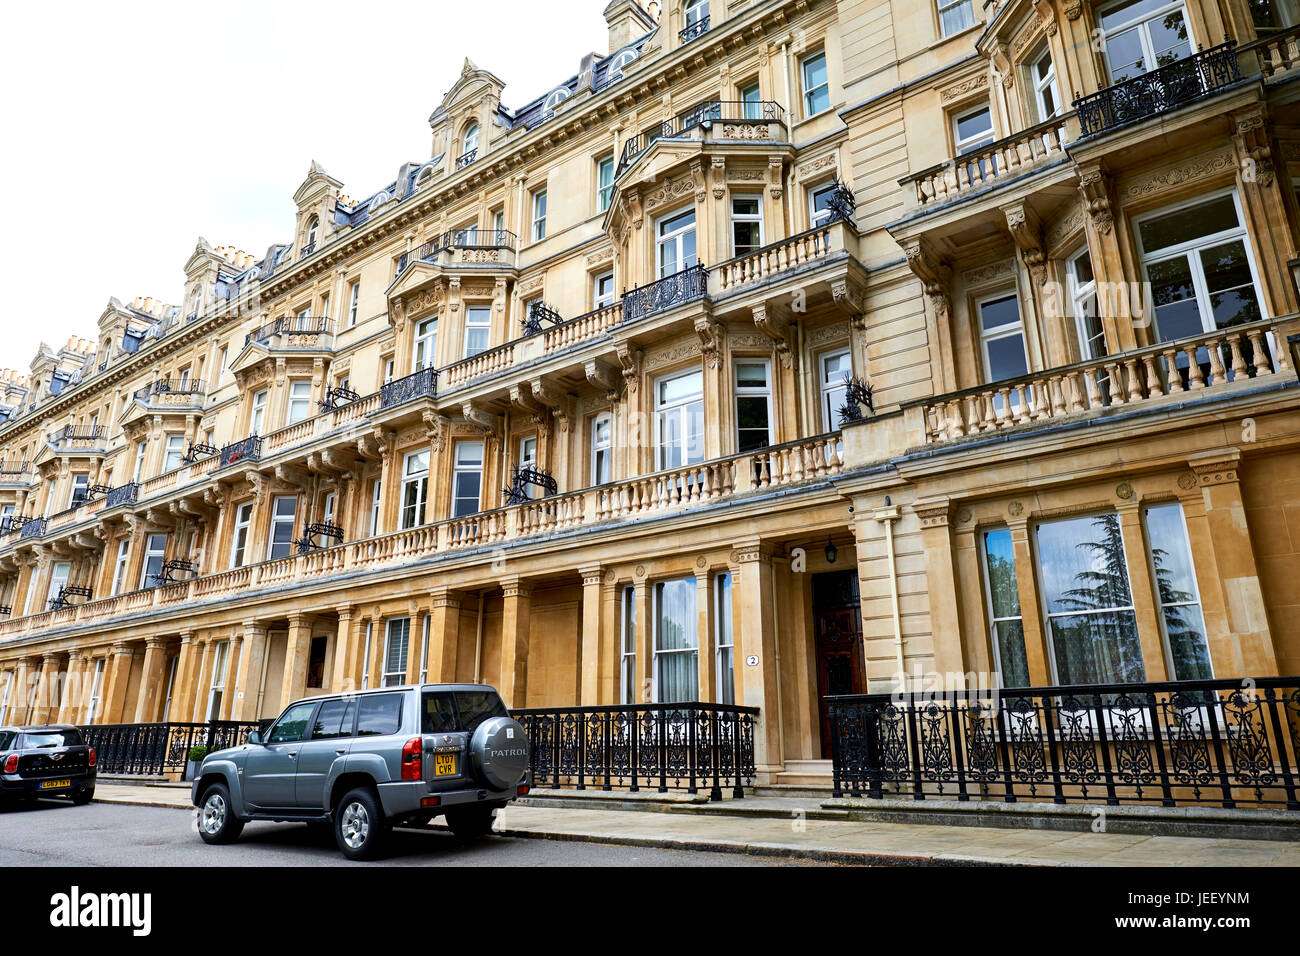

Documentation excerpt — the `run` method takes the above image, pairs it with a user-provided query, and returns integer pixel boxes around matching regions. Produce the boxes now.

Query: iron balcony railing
[622,263,709,323]
[133,379,205,402]
[0,514,28,535]
[79,720,267,777]
[679,15,710,43]
[19,517,46,539]
[396,228,518,273]
[616,99,785,177]
[828,677,1300,809]
[1073,39,1241,137]
[48,424,106,445]
[244,315,332,347]
[104,482,139,509]
[456,149,477,170]
[514,703,759,801]
[219,435,263,468]
[300,241,316,257]
[0,460,28,476]
[379,366,438,410]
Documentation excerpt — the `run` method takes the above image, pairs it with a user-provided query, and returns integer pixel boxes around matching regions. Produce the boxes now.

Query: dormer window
[303,217,319,255]
[462,123,479,156]
[543,88,569,117]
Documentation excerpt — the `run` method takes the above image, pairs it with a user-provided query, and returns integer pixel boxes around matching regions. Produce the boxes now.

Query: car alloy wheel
[201,792,227,835]
[340,800,370,850]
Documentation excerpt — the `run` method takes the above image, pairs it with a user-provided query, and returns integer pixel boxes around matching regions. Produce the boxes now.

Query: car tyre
[197,782,245,845]
[71,787,95,806]
[335,787,389,861]
[445,805,497,840]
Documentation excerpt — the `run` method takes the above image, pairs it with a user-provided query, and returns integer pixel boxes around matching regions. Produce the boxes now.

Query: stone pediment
[436,59,506,117]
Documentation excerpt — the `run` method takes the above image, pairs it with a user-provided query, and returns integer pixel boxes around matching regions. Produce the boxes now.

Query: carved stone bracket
[1003,201,1047,286]
[694,316,725,369]
[1232,106,1275,189]
[1077,162,1114,236]
[752,303,792,368]
[615,343,642,393]
[585,359,623,402]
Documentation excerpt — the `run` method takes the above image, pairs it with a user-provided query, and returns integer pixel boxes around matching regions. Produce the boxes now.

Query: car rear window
[20,729,82,749]
[419,690,509,733]
[456,692,508,731]
[421,692,459,733]
[356,693,403,736]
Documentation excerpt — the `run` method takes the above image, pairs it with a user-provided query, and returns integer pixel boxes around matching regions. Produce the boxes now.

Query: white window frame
[47,561,71,610]
[231,502,253,568]
[740,80,762,120]
[383,618,410,687]
[597,155,615,213]
[163,434,185,472]
[250,388,268,435]
[981,527,1030,688]
[452,440,485,518]
[1031,46,1060,122]
[463,305,492,358]
[531,189,548,242]
[112,538,131,596]
[809,182,837,228]
[1143,502,1214,682]
[591,413,612,485]
[205,641,230,721]
[86,658,106,723]
[977,292,1029,386]
[594,271,616,309]
[714,573,735,705]
[139,533,167,589]
[413,316,438,370]
[1097,0,1194,83]
[937,0,976,38]
[400,450,430,530]
[653,367,705,471]
[685,0,709,27]
[133,441,148,481]
[323,492,336,525]
[801,50,830,117]
[69,473,90,509]
[370,479,382,536]
[953,102,995,156]
[819,348,852,432]
[656,206,697,278]
[267,495,298,561]
[348,280,360,328]
[462,122,479,157]
[1068,248,1105,361]
[619,585,637,704]
[734,359,773,452]
[286,380,312,425]
[652,578,699,704]
[730,195,764,258]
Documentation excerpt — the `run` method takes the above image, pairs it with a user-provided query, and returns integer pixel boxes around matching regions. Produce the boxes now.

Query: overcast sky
[0,0,610,371]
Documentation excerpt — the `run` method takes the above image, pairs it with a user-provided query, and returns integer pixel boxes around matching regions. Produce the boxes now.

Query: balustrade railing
[396,229,518,273]
[616,99,784,176]
[515,702,758,800]
[715,224,834,293]
[442,344,514,390]
[244,315,331,347]
[543,302,622,352]
[828,678,1300,809]
[1240,24,1300,78]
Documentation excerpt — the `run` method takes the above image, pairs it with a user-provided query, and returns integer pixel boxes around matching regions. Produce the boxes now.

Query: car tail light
[517,784,530,796]
[3,754,17,773]
[420,795,441,808]
[400,737,422,781]
[88,748,96,768]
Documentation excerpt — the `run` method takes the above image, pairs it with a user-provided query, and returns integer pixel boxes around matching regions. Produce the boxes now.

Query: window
[86,659,105,723]
[493,209,505,236]
[654,579,698,702]
[311,698,356,739]
[809,182,837,228]
[320,293,330,321]
[531,189,547,242]
[734,360,772,452]
[464,306,492,357]
[347,281,360,327]
[820,349,852,431]
[654,368,705,470]
[217,346,229,386]
[740,80,762,120]
[462,122,479,157]
[418,615,429,684]
[452,441,484,517]
[1031,47,1060,122]
[305,217,318,250]
[597,155,615,213]
[1068,249,1104,360]
[1137,192,1265,352]
[656,207,697,278]
[937,0,975,37]
[370,479,382,535]
[383,358,395,383]
[413,316,438,370]
[139,533,167,589]
[518,435,537,499]
[133,441,148,481]
[269,701,316,743]
[267,495,298,560]
[322,492,336,526]
[1098,0,1191,84]
[163,435,185,472]
[981,529,1030,687]
[1144,502,1213,681]
[953,103,995,180]
[205,641,230,721]
[356,693,403,736]
[383,618,410,687]
[47,561,71,610]
[361,621,373,688]
[801,50,830,116]
[69,473,90,508]
[1037,512,1145,684]
[594,272,616,310]
[591,414,612,484]
[978,294,1029,385]
[287,381,312,425]
[111,539,131,596]
[401,450,429,529]
[715,573,735,705]
[250,389,268,435]
[685,0,709,27]
[231,502,253,568]
[730,196,764,257]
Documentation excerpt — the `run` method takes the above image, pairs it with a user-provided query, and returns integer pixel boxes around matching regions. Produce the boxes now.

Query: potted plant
[185,745,210,781]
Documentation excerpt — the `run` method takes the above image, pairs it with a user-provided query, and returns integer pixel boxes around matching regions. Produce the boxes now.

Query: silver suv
[191,684,530,860]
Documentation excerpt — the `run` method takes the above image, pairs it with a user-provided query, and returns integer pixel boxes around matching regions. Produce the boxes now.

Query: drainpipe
[473,592,485,683]
[874,503,904,690]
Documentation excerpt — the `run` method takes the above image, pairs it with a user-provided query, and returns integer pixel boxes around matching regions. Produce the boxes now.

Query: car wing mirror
[246,730,263,745]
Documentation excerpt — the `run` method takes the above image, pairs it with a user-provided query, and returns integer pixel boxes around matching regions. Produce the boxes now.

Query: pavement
[87,783,1300,866]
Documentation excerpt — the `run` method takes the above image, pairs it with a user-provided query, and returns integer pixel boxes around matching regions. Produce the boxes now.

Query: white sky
[0,0,610,370]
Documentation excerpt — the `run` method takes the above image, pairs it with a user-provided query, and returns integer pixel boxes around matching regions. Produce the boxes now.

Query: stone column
[599,579,621,705]
[1008,517,1052,685]
[281,612,314,706]
[56,651,86,724]
[171,632,200,722]
[405,600,427,686]
[13,657,38,724]
[190,638,214,722]
[732,538,782,772]
[101,643,135,724]
[578,567,604,705]
[366,612,385,689]
[498,577,532,708]
[427,589,461,685]
[633,578,652,703]
[219,633,243,720]
[38,653,62,724]
[133,639,169,722]
[327,606,356,693]
[914,499,968,686]
[232,623,265,721]
[695,568,715,702]
[1116,499,1170,683]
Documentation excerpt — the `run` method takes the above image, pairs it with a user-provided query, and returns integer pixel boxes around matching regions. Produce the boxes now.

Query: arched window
[685,0,709,24]
[608,49,637,81]
[462,123,479,157]
[543,88,569,116]
[306,217,318,245]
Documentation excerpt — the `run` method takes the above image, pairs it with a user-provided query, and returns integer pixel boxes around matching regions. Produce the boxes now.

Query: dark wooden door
[812,571,865,758]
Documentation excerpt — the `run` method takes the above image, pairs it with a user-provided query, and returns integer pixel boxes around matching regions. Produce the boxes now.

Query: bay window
[656,207,697,277]
[413,316,438,370]
[250,388,268,435]
[287,380,312,424]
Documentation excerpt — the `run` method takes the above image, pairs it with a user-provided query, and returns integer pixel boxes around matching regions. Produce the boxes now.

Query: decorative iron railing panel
[514,702,758,800]
[104,481,139,509]
[615,99,785,177]
[1073,40,1241,137]
[218,436,262,468]
[828,678,1300,809]
[380,366,438,409]
[81,721,266,776]
[678,15,710,43]
[19,517,46,539]
[622,264,708,323]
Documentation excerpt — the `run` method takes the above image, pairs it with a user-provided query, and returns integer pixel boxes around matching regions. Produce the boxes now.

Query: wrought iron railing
[104,482,139,509]
[515,703,759,801]
[0,514,25,535]
[616,99,784,176]
[1073,40,1241,137]
[503,464,558,505]
[48,424,106,445]
[679,15,710,43]
[181,442,219,465]
[133,379,205,402]
[300,241,316,257]
[0,460,28,476]
[218,435,263,468]
[317,385,361,412]
[244,315,331,347]
[828,677,1300,809]
[522,300,563,336]
[457,149,477,170]
[147,559,197,587]
[396,228,518,273]
[379,366,438,409]
[622,263,708,323]
[19,517,46,539]
[48,585,92,611]
[295,522,344,553]
[80,720,267,776]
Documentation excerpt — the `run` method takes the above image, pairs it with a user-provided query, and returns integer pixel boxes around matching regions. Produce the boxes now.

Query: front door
[812,571,865,759]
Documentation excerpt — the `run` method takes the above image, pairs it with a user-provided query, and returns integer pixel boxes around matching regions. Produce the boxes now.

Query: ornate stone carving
[1077,163,1115,236]
[694,317,724,368]
[940,73,988,102]
[1120,150,1236,200]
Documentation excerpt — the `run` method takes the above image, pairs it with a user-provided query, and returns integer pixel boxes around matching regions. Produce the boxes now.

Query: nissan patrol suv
[0,725,97,806]
[191,684,530,860]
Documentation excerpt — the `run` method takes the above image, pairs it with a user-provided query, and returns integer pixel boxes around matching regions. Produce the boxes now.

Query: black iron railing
[380,366,437,409]
[104,482,139,509]
[19,517,46,539]
[0,605,11,616]
[300,241,316,257]
[396,229,518,273]
[295,522,344,553]
[181,442,218,465]
[49,424,106,445]
[522,301,563,336]
[622,263,708,323]
[679,15,710,43]
[616,99,784,176]
[317,385,361,412]
[244,315,331,347]
[147,559,197,587]
[48,585,92,611]
[219,435,262,468]
[0,460,28,478]
[503,464,558,505]
[133,379,205,402]
[515,703,759,801]
[457,149,477,169]
[828,677,1300,809]
[80,720,267,776]
[1073,40,1241,137]
[0,515,25,535]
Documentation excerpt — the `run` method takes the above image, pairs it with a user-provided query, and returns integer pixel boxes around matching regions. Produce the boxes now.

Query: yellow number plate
[434,754,456,776]
[40,778,71,790]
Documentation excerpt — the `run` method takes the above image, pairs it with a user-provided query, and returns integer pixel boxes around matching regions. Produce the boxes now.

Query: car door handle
[335,749,346,755]
[286,751,298,758]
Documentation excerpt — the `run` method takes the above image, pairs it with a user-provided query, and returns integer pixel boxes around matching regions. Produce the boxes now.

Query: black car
[0,725,97,806]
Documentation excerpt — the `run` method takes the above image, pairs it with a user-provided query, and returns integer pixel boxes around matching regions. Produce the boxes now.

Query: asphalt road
[0,798,811,867]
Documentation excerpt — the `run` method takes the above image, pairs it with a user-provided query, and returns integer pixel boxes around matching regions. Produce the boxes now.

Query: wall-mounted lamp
[825,538,838,564]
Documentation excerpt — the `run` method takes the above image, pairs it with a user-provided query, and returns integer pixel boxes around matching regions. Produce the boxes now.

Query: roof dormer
[429,59,507,175]
[293,161,344,262]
